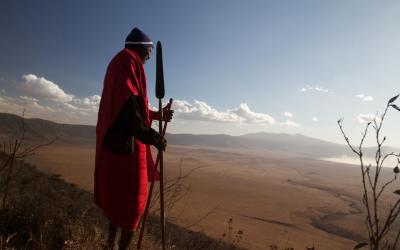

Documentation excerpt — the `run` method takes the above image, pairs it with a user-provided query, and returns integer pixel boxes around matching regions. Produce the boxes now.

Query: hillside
[166,132,347,158]
[0,152,244,249]
[0,112,95,145]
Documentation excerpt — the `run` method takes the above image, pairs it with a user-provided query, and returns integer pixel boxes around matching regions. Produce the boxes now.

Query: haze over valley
[1,113,399,249]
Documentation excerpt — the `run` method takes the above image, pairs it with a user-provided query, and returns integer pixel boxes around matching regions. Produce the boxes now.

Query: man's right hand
[153,131,167,151]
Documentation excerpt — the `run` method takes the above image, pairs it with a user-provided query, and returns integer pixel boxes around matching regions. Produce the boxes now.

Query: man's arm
[150,110,159,121]
[103,95,166,154]
[123,95,167,150]
[124,95,164,145]
[149,106,174,122]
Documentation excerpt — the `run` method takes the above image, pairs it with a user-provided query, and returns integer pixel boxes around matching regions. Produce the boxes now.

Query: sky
[1,0,400,148]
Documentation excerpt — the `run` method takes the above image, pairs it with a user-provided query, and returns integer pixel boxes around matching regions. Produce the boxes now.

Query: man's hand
[163,106,174,122]
[153,131,167,151]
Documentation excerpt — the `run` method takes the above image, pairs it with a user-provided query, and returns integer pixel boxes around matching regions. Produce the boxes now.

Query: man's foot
[118,230,134,250]
[106,223,118,250]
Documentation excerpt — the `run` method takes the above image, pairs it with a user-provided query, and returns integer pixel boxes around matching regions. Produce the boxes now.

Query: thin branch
[341,119,375,241]
[379,200,400,240]
[338,119,361,156]
[366,164,374,190]
[392,229,400,250]
[380,153,400,170]
[16,137,57,159]
[15,109,26,153]
[2,139,18,208]
[377,176,397,200]
[184,204,221,230]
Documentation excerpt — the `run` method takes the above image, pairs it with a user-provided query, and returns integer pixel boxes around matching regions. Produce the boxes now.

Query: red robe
[94,48,157,230]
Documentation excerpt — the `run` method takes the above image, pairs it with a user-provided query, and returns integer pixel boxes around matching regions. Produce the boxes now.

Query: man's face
[142,46,153,64]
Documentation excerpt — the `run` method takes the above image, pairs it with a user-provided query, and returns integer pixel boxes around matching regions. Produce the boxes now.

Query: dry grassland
[26,144,398,249]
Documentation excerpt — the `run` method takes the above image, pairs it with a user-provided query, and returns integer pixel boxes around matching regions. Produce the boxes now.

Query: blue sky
[1,0,400,147]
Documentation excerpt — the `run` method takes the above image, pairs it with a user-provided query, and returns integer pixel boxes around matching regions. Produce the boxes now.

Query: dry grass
[27,144,374,249]
[0,153,244,250]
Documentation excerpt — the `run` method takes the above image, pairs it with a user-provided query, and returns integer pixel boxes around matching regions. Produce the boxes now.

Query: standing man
[95,27,173,250]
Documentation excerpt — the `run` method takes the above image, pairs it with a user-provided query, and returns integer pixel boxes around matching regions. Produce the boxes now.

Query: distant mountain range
[1,112,397,158]
[0,112,95,145]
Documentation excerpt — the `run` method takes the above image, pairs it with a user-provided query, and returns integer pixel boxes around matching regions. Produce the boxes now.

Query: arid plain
[25,142,399,250]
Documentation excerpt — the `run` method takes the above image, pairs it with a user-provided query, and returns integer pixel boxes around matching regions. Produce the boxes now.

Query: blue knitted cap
[125,27,153,46]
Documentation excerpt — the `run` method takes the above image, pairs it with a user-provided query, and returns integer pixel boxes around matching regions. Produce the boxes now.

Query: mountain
[0,112,95,145]
[0,112,397,158]
[166,132,348,158]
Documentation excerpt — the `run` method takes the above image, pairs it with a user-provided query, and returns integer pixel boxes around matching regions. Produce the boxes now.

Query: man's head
[125,27,153,64]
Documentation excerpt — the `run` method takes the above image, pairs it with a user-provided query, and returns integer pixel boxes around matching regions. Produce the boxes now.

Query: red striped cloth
[94,48,157,230]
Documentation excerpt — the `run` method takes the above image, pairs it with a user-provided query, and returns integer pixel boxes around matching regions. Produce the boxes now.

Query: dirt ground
[26,144,398,249]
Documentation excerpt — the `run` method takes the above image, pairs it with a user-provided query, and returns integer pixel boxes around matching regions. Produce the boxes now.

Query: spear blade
[155,41,165,99]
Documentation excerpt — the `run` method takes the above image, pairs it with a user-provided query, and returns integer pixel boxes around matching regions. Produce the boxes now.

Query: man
[95,27,173,250]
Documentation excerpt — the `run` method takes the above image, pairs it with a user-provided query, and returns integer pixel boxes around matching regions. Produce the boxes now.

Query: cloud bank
[0,74,100,124]
[173,100,276,124]
[19,74,74,102]
[1,74,302,128]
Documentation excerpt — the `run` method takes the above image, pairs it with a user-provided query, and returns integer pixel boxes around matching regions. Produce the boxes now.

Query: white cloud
[72,95,101,111]
[0,74,101,125]
[356,94,373,101]
[312,117,319,122]
[357,114,381,124]
[74,95,101,106]
[19,74,74,102]
[284,112,293,118]
[232,103,276,124]
[173,100,276,125]
[0,74,303,128]
[19,96,38,102]
[0,95,54,117]
[62,102,79,110]
[173,100,239,123]
[301,85,333,94]
[280,119,300,127]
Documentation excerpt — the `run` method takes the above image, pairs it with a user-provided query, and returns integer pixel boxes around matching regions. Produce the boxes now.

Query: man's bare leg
[119,230,134,250]
[106,223,117,249]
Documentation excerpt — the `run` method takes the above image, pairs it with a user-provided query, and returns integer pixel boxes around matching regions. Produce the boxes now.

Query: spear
[155,40,166,250]
[137,41,169,250]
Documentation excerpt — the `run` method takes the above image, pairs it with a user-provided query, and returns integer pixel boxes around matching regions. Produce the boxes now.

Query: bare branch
[379,200,400,240]
[392,229,400,249]
[377,176,397,200]
[337,97,400,248]
[16,136,58,159]
[184,204,221,230]
[0,109,56,208]
[337,119,362,156]
[380,153,400,170]
[15,109,26,153]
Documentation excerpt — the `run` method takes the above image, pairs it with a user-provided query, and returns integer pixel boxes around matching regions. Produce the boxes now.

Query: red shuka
[94,48,157,230]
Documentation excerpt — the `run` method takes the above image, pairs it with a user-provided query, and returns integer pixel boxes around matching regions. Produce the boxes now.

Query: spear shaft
[158,98,166,250]
[137,99,172,250]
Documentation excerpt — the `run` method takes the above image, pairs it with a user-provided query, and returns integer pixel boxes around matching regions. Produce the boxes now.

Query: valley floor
[26,144,398,249]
